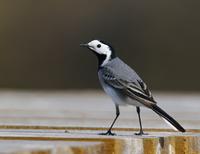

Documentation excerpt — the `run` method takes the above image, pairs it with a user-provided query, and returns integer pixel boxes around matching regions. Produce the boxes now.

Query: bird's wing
[100,67,156,106]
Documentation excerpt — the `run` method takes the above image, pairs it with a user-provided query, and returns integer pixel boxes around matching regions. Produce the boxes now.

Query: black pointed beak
[80,43,89,47]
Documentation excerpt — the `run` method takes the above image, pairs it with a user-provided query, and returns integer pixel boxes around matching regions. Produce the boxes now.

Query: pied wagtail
[80,40,185,135]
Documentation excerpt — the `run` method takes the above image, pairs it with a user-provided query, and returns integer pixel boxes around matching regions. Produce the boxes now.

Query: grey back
[102,57,143,87]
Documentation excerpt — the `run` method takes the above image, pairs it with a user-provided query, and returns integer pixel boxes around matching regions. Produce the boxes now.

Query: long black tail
[151,105,185,132]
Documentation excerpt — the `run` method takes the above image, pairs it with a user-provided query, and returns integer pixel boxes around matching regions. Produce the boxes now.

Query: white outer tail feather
[161,117,179,131]
[151,104,185,132]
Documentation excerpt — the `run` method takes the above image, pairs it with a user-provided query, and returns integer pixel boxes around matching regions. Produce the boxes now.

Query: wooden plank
[0,91,199,153]
[0,127,199,154]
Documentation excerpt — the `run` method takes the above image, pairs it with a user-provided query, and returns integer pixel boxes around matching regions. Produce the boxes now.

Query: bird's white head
[80,40,116,67]
[87,40,111,56]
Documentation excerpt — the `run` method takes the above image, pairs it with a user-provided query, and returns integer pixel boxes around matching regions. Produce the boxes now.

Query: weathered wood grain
[0,91,199,154]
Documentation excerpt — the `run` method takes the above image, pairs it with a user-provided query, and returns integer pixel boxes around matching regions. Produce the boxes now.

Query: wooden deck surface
[0,90,199,154]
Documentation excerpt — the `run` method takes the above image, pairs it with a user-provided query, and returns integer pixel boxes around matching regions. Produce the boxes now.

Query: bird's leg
[135,107,147,135]
[99,104,120,136]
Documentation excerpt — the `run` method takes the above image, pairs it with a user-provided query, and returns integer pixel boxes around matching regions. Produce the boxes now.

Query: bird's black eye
[97,44,101,48]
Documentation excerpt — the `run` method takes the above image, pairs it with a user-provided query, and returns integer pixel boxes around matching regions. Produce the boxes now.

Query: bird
[80,39,185,135]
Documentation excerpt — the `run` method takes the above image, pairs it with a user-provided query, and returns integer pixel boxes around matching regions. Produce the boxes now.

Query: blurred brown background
[0,0,199,91]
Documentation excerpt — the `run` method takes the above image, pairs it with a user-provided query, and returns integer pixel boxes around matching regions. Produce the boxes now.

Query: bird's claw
[135,131,148,136]
[98,130,116,136]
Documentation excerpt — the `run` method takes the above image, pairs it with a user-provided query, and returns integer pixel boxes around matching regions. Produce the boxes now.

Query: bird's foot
[98,130,116,136]
[135,131,148,136]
